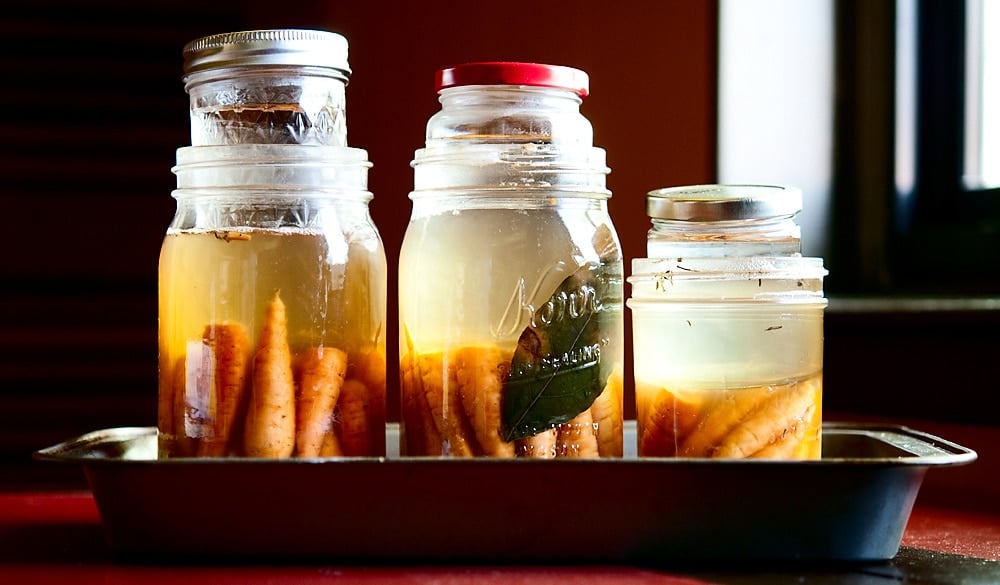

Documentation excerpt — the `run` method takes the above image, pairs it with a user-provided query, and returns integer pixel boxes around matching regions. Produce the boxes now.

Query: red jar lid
[435,62,590,98]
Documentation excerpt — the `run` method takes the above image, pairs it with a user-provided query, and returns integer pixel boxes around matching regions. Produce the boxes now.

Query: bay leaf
[501,263,613,442]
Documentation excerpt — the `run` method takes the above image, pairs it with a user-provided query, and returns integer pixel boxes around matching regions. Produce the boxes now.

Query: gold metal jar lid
[646,184,802,222]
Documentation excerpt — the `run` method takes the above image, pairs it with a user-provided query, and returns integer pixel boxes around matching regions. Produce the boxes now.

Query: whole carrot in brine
[555,408,600,458]
[455,346,515,458]
[319,427,344,456]
[335,379,374,456]
[400,351,442,455]
[244,291,296,458]
[639,387,701,457]
[198,322,251,457]
[590,367,624,457]
[348,348,387,456]
[416,351,477,457]
[516,428,557,458]
[294,345,347,457]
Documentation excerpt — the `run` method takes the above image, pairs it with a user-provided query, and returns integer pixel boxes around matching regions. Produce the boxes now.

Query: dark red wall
[0,0,716,488]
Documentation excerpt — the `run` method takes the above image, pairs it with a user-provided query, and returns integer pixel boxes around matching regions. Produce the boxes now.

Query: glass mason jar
[158,30,387,459]
[398,62,625,458]
[629,184,827,459]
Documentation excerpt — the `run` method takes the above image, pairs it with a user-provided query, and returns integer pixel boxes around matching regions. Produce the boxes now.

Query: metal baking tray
[35,421,976,564]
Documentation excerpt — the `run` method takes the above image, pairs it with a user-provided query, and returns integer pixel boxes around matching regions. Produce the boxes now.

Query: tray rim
[34,421,979,468]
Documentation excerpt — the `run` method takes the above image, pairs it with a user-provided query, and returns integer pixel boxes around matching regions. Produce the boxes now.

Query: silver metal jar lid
[183,29,351,80]
[646,184,802,221]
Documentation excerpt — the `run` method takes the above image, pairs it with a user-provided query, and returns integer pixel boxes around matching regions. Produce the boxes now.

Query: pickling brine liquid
[635,373,823,459]
[158,228,387,459]
[398,205,625,458]
[629,301,824,459]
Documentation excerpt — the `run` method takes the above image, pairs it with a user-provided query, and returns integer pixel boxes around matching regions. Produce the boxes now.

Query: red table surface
[1,491,999,585]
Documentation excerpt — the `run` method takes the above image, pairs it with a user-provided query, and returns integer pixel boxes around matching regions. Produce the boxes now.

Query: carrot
[244,291,296,458]
[590,367,624,457]
[399,352,422,454]
[638,386,702,457]
[197,323,251,457]
[400,351,442,455]
[403,352,474,456]
[294,346,347,457]
[515,428,557,458]
[319,427,344,456]
[335,379,374,456]
[348,348,386,456]
[350,347,386,390]
[677,384,774,457]
[455,346,515,458]
[555,408,600,458]
[715,378,822,459]
[749,402,818,460]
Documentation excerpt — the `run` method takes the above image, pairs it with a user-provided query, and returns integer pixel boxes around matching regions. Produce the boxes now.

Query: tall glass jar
[398,62,625,458]
[158,30,387,459]
[629,184,826,459]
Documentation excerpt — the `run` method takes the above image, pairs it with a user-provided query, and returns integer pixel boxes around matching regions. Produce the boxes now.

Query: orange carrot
[516,428,558,458]
[400,351,441,455]
[677,384,773,457]
[590,367,624,457]
[350,347,386,390]
[749,404,817,459]
[417,352,478,457]
[714,379,820,459]
[348,348,386,456]
[639,387,702,457]
[555,408,600,458]
[197,323,251,457]
[335,379,373,456]
[244,291,296,458]
[294,346,347,457]
[455,346,515,458]
[319,427,344,456]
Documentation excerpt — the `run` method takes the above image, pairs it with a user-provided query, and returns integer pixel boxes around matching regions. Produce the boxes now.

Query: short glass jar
[629,184,826,460]
[182,29,351,146]
[399,62,624,458]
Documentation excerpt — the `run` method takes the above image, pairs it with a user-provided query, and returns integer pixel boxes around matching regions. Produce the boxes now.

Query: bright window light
[966,0,1000,189]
